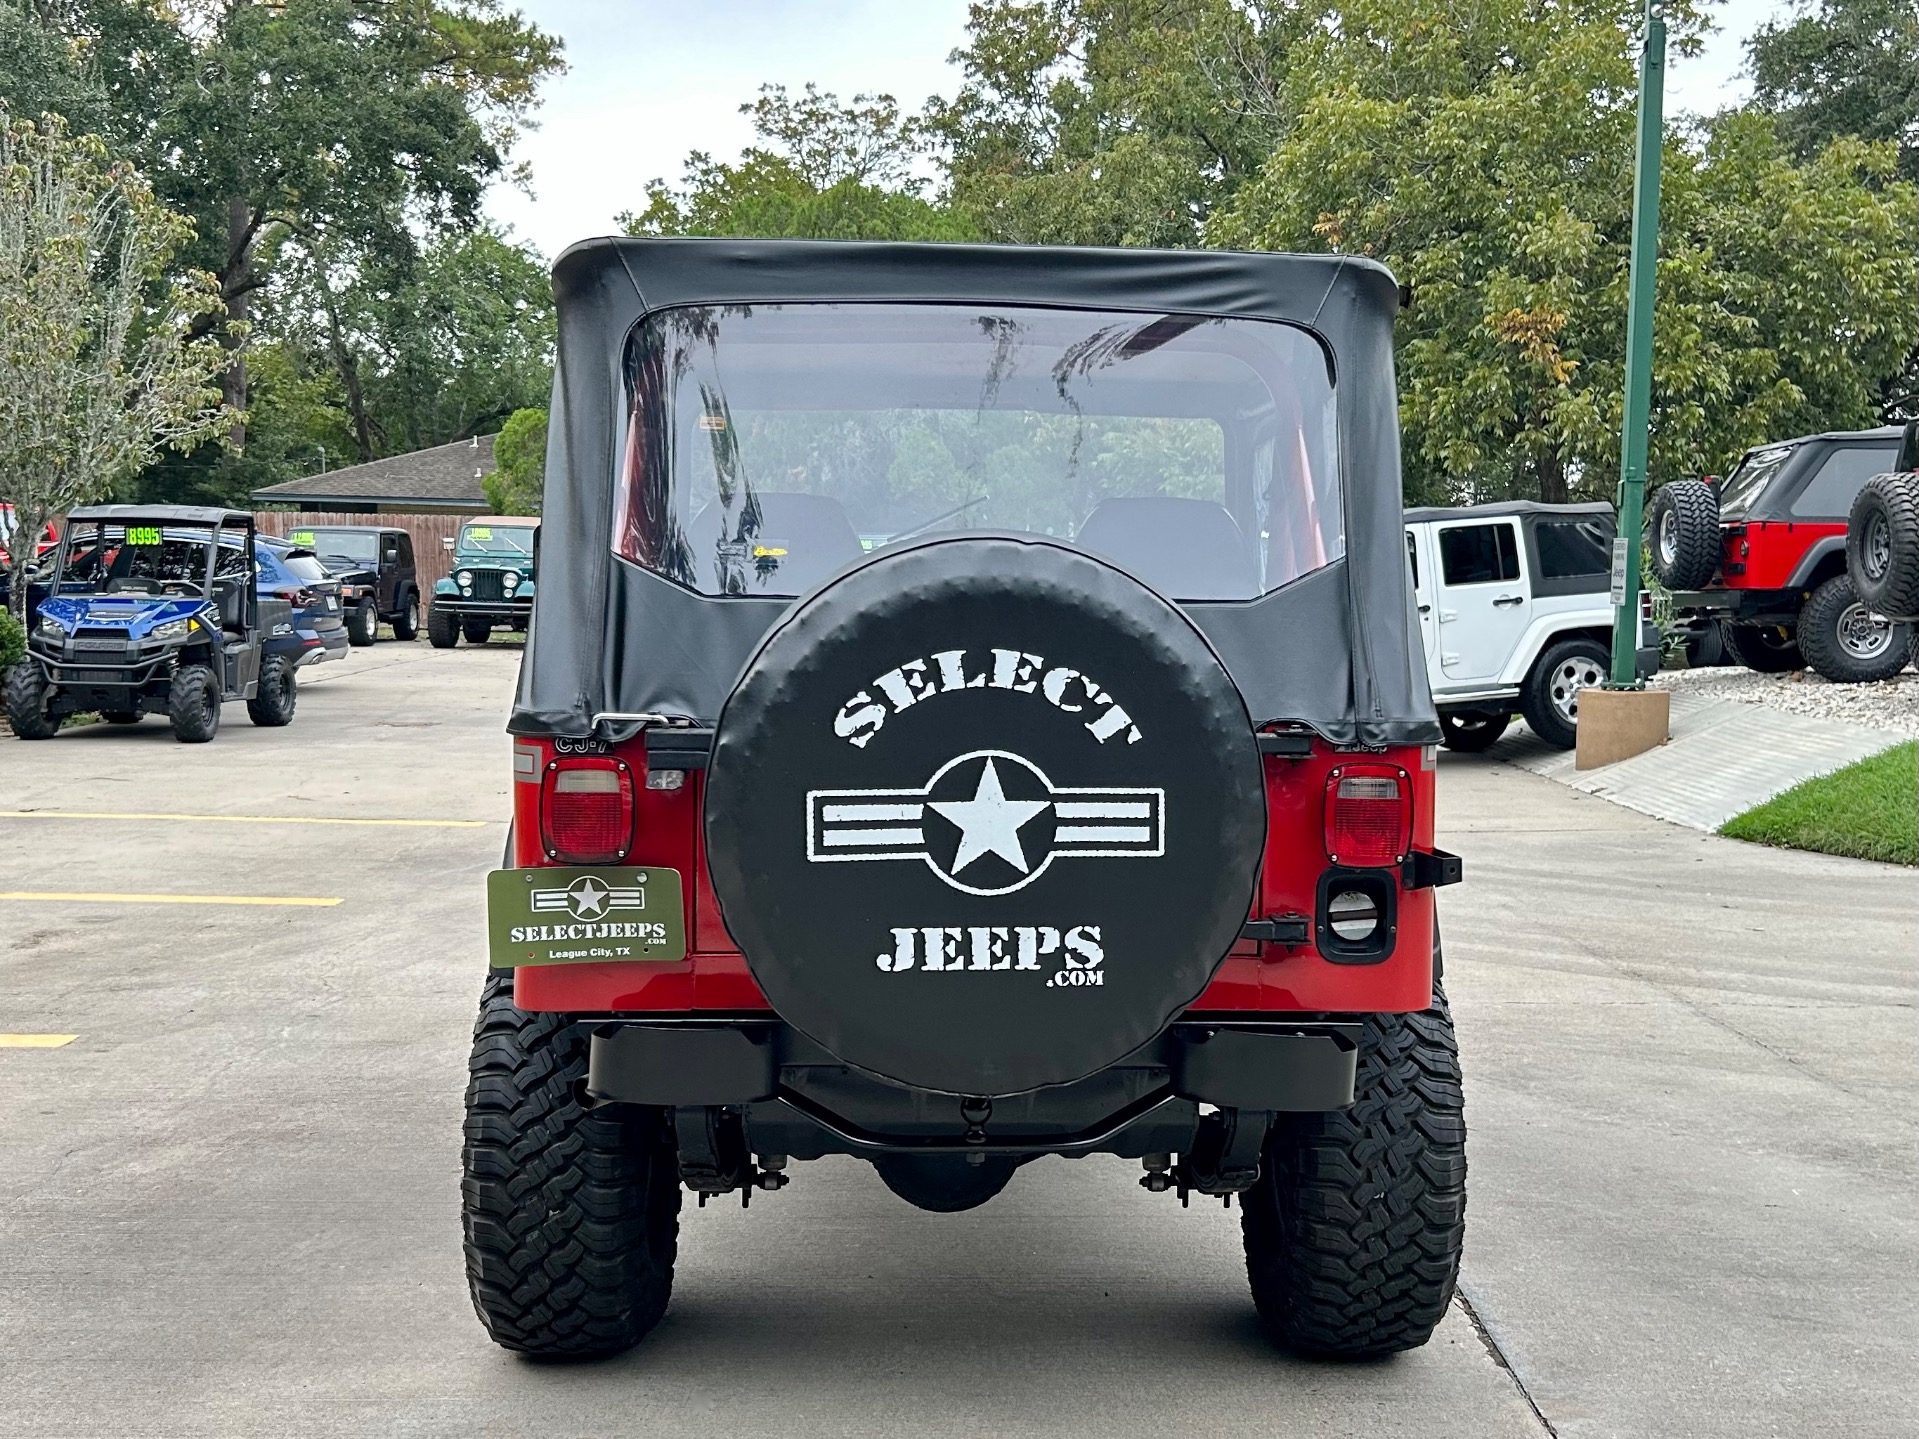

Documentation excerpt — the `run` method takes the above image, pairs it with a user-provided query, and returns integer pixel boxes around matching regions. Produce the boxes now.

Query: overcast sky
[485,0,1798,259]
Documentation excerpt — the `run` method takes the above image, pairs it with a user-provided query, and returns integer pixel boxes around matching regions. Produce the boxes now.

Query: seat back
[682,492,864,595]
[1074,496,1260,599]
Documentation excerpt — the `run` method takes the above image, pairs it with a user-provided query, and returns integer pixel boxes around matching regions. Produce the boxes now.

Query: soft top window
[1533,517,1611,579]
[614,303,1342,601]
[1791,444,1897,518]
[1717,445,1792,519]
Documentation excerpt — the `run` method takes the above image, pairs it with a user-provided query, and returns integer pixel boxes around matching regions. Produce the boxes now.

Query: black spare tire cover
[704,535,1265,1096]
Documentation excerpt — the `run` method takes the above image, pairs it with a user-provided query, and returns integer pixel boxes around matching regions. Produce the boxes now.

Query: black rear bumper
[584,1018,1361,1162]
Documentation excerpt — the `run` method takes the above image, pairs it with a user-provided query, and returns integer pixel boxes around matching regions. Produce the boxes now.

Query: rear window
[1791,444,1898,518]
[614,302,1343,602]
[1533,517,1612,579]
[1717,446,1792,519]
[1438,523,1520,585]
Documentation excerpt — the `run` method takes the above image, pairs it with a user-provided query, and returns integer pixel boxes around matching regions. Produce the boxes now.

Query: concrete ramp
[1500,691,1904,831]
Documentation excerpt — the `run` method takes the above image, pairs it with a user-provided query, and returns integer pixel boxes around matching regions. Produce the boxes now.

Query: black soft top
[1403,500,1614,525]
[512,238,1438,748]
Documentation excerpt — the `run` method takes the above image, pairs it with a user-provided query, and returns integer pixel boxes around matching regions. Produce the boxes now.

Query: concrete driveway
[1,647,1912,1437]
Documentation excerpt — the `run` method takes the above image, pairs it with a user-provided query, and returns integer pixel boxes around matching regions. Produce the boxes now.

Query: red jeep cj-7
[1651,425,1913,680]
[469,238,1466,1364]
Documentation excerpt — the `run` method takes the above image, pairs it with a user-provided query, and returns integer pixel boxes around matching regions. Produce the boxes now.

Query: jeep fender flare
[1496,615,1613,689]
[1784,536,1849,594]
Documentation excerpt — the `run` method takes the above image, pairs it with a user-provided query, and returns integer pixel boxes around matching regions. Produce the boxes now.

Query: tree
[21,0,564,435]
[1748,0,1919,180]
[0,115,232,619]
[485,405,545,515]
[622,84,976,241]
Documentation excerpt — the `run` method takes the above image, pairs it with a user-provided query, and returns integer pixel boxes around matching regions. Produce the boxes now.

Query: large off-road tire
[4,662,59,739]
[462,617,493,645]
[166,665,221,743]
[872,1154,1024,1212]
[1518,636,1607,750]
[391,591,421,641]
[1847,472,1919,623]
[246,653,298,727]
[1241,983,1466,1360]
[1797,575,1910,684]
[428,604,459,648]
[463,973,680,1359]
[1438,710,1510,753]
[346,597,377,646]
[1722,622,1803,673]
[1648,480,1721,589]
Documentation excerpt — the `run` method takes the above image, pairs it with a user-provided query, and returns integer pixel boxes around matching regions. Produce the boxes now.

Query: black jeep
[287,525,421,645]
[6,505,297,742]
[471,239,1465,1363]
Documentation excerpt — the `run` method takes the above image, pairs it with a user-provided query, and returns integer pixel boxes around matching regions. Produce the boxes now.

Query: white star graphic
[567,876,610,919]
[928,758,1051,875]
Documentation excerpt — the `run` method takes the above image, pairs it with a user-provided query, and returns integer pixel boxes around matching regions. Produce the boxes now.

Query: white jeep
[1405,500,1660,751]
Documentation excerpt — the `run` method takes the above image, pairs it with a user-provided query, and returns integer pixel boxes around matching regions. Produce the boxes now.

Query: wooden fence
[254,511,469,598]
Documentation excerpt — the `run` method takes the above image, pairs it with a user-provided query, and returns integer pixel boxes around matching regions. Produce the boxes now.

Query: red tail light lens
[539,758,634,864]
[1323,763,1412,867]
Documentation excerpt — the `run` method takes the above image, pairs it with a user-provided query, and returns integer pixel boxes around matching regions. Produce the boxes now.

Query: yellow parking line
[0,1035,79,1048]
[0,809,487,828]
[0,891,342,907]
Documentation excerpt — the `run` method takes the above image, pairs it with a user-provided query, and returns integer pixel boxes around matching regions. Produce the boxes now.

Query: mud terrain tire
[391,591,421,641]
[462,618,492,645]
[1723,623,1803,673]
[167,665,221,743]
[428,604,459,648]
[247,653,298,726]
[463,973,679,1359]
[1438,710,1509,753]
[1847,472,1919,623]
[1649,480,1721,589]
[346,597,377,646]
[1241,983,1466,1359]
[1797,575,1910,684]
[4,662,58,739]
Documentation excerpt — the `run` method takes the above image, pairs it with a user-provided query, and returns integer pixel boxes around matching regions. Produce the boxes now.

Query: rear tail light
[1323,763,1412,867]
[279,588,313,607]
[539,758,634,864]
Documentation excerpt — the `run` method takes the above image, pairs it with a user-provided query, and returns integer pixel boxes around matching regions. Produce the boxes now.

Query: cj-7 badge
[807,749,1164,896]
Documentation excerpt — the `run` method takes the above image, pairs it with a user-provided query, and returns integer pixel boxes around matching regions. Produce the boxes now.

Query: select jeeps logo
[534,874,645,920]
[807,749,1163,896]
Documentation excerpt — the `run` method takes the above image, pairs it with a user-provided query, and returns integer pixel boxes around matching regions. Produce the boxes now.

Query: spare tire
[704,535,1265,1097]
[1648,480,1721,590]
[1847,472,1919,623]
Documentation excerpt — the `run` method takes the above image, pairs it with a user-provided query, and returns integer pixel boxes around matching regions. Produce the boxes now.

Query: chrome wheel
[1550,654,1606,723]
[1836,601,1894,661]
[1658,508,1679,567]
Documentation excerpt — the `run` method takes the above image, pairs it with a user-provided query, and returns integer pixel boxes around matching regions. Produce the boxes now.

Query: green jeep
[429,517,538,647]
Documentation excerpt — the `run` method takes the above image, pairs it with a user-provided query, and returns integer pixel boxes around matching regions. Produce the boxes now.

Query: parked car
[1650,426,1912,682]
[256,538,349,665]
[5,505,297,742]
[1405,500,1661,750]
[469,238,1467,1363]
[286,524,421,645]
[429,517,537,646]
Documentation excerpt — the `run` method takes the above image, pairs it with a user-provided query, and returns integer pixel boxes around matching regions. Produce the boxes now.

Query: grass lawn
[1720,742,1918,866]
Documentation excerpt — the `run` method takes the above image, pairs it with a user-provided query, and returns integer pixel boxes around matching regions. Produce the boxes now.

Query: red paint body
[1717,521,1841,589]
[512,736,1438,1016]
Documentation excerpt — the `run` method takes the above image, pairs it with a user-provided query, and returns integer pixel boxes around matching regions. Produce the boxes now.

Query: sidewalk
[1496,690,1906,831]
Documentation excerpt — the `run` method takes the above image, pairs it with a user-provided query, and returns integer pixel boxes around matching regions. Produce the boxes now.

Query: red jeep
[468,240,1466,1362]
[1651,426,1913,680]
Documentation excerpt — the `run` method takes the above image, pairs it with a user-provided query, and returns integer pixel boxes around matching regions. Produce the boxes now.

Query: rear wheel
[1438,710,1509,753]
[462,618,492,645]
[1648,480,1721,589]
[4,663,59,739]
[463,973,679,1358]
[246,653,297,726]
[1723,622,1803,673]
[346,598,377,646]
[1797,575,1910,684]
[391,591,420,641]
[1519,637,1606,749]
[167,665,221,743]
[428,604,459,648]
[1241,984,1466,1359]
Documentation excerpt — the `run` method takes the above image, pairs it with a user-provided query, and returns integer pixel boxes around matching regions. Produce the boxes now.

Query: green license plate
[486,866,686,968]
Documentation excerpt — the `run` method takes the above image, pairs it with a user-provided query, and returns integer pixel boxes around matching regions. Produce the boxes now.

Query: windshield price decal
[289,530,314,544]
[468,526,493,540]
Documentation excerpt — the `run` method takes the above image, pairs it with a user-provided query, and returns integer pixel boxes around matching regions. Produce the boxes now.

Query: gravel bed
[1652,662,1919,738]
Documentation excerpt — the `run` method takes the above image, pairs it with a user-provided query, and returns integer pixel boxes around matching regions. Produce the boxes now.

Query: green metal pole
[1608,0,1666,688]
